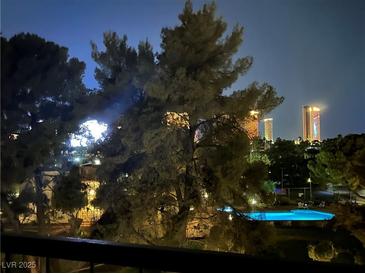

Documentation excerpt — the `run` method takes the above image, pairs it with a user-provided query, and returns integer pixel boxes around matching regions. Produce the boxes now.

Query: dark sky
[2,0,365,140]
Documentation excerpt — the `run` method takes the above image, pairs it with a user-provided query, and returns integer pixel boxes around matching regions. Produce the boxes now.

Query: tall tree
[308,134,365,197]
[94,1,283,249]
[87,32,156,123]
[53,166,87,235]
[266,139,311,187]
[1,33,87,231]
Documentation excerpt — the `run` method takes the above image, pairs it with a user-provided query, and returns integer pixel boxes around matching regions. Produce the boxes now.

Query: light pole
[307,177,312,201]
[250,197,257,212]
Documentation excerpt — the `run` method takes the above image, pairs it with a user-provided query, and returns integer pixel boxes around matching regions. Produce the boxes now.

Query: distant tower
[263,118,273,142]
[302,106,321,141]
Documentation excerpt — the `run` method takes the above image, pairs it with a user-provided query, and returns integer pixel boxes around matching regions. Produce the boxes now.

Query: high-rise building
[263,118,273,142]
[302,105,321,141]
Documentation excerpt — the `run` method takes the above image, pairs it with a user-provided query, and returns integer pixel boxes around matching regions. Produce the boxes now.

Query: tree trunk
[1,200,21,232]
[69,215,82,235]
[162,205,190,245]
[34,168,47,234]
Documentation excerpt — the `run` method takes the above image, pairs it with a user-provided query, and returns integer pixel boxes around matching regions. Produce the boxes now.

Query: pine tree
[87,32,156,122]
[1,33,87,231]
[308,134,365,196]
[53,166,87,235]
[94,1,283,248]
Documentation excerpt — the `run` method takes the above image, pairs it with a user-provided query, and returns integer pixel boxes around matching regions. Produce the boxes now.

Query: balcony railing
[1,233,363,272]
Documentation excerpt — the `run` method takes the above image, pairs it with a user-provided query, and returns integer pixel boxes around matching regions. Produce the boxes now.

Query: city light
[9,133,19,140]
[94,158,101,165]
[249,110,259,116]
[70,120,108,147]
[74,157,81,163]
[303,105,321,142]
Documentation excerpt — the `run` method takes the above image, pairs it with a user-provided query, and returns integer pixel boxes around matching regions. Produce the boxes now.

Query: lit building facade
[240,110,260,140]
[302,106,321,141]
[165,112,190,128]
[18,166,103,227]
[263,118,273,142]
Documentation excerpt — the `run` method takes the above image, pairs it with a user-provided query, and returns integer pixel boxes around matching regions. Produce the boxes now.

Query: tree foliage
[94,1,283,249]
[52,166,87,234]
[1,33,91,231]
[53,166,87,215]
[87,32,156,123]
[266,138,312,187]
[308,241,336,262]
[1,33,87,190]
[308,134,365,194]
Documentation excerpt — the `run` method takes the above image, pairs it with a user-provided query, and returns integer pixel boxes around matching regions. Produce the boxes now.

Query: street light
[307,177,312,201]
[250,198,257,205]
[250,197,257,212]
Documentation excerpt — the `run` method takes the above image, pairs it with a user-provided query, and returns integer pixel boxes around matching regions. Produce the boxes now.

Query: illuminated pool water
[218,207,335,221]
[243,209,335,221]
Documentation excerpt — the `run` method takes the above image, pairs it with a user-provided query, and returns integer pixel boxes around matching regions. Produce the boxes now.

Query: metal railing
[1,233,363,272]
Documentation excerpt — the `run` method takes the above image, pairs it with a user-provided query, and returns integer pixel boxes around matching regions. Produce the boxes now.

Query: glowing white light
[70,120,108,147]
[189,206,195,211]
[250,198,257,205]
[228,214,233,221]
[15,191,20,198]
[222,206,233,213]
[89,189,96,196]
[94,158,101,165]
[74,157,81,163]
[9,133,19,140]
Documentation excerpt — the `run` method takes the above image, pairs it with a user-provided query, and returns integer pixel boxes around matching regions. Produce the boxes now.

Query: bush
[308,241,336,262]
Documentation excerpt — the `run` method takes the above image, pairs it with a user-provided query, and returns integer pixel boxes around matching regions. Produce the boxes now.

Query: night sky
[2,0,365,140]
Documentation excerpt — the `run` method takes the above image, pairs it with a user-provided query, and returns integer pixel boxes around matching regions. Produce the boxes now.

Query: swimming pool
[243,209,335,221]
